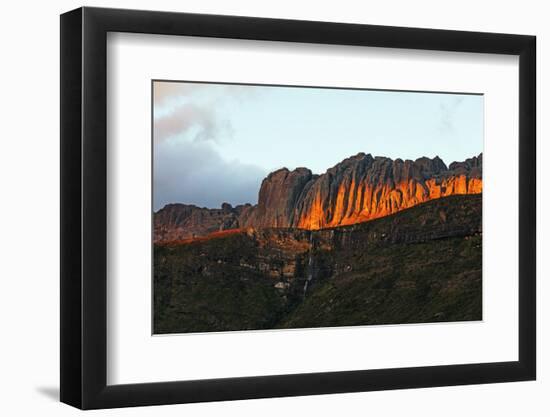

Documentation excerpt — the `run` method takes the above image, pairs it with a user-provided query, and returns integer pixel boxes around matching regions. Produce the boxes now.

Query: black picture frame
[60,6,536,410]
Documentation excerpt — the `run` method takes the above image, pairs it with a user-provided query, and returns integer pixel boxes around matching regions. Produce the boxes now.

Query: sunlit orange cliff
[154,153,482,243]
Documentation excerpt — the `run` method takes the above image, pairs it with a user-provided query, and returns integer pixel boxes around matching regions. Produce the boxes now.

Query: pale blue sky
[153,81,483,210]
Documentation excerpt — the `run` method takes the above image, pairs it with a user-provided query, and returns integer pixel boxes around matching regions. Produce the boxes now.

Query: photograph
[152,81,484,334]
[52,3,540,413]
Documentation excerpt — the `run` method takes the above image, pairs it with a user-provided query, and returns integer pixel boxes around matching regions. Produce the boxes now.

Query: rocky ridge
[154,153,482,242]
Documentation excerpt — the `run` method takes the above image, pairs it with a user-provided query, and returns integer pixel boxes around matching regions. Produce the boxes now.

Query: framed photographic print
[60,7,536,409]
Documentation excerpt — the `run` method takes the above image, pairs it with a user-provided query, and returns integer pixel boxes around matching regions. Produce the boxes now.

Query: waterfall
[303,232,315,298]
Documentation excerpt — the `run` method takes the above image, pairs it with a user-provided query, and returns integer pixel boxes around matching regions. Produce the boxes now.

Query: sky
[153,81,483,211]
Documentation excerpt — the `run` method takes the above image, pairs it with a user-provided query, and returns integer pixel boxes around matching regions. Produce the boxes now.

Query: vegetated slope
[154,194,482,334]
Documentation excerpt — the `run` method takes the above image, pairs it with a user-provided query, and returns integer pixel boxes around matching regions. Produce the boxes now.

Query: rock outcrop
[154,202,252,243]
[154,153,482,242]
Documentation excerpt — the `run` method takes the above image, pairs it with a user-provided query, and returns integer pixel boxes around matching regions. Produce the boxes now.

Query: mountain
[154,202,251,243]
[154,194,482,333]
[154,153,482,242]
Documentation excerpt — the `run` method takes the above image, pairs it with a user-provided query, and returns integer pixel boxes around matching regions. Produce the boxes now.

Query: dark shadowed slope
[154,194,482,334]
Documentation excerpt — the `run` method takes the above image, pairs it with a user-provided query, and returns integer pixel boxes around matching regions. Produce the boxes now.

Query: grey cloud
[154,103,234,144]
[154,81,263,105]
[153,82,267,210]
[153,82,202,105]
[154,140,266,211]
[153,82,265,144]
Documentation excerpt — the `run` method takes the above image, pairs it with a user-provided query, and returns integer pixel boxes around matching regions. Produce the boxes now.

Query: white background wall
[0,0,546,415]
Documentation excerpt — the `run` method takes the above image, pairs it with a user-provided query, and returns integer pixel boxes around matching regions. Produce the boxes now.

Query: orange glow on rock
[295,178,482,231]
[157,228,247,246]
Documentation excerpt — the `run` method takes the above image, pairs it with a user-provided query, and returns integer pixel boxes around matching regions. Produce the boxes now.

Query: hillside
[154,194,482,334]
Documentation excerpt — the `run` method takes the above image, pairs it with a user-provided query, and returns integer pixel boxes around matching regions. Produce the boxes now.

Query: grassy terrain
[154,194,482,334]
[277,235,481,329]
[154,233,288,334]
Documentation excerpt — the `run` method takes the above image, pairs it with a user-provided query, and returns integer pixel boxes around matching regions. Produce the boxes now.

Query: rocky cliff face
[154,153,482,242]
[242,153,482,230]
[154,202,252,243]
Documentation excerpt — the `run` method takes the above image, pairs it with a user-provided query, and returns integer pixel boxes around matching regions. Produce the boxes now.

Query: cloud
[153,82,252,144]
[153,82,202,106]
[154,140,266,210]
[153,103,233,144]
[153,81,269,210]
[153,81,264,110]
[438,96,464,133]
